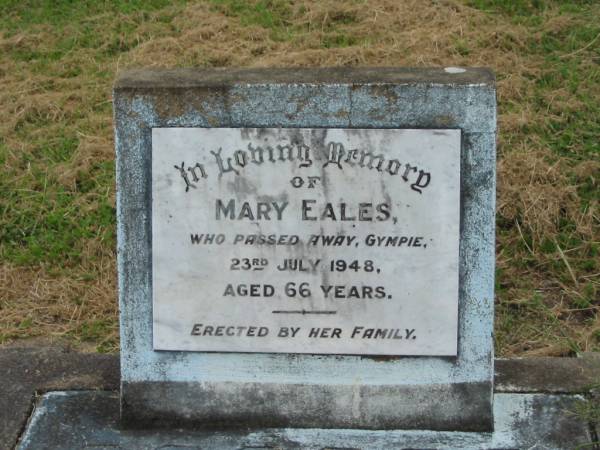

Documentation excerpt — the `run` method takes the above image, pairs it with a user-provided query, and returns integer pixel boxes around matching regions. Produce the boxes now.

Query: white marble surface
[152,128,460,355]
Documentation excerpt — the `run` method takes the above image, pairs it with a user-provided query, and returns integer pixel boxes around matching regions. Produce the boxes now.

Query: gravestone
[113,67,496,431]
[14,67,596,449]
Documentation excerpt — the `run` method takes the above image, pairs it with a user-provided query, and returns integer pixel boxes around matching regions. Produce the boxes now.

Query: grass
[570,380,600,448]
[0,0,598,355]
[208,0,293,40]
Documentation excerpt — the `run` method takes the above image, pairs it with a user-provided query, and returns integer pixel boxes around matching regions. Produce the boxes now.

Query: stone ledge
[0,344,118,450]
[17,391,593,449]
[114,67,495,90]
[2,344,600,449]
[496,354,600,394]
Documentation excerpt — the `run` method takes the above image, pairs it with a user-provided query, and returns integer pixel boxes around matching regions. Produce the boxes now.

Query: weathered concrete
[496,354,600,393]
[115,67,496,90]
[2,344,600,449]
[121,380,492,431]
[0,342,118,450]
[113,67,497,430]
[17,390,593,449]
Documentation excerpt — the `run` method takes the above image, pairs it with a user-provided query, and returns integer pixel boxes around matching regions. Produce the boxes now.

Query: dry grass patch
[1,261,118,352]
[0,0,598,355]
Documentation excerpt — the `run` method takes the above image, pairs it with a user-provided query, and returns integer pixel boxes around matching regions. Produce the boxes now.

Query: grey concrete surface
[114,67,496,90]
[3,345,600,449]
[496,354,600,393]
[17,390,593,449]
[0,343,118,450]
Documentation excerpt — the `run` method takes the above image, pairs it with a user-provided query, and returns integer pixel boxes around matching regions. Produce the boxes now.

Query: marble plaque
[152,128,460,356]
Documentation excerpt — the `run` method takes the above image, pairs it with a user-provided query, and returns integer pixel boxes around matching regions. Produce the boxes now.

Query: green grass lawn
[0,0,598,355]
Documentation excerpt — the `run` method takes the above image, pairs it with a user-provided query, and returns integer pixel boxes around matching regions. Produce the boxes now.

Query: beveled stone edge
[114,67,495,90]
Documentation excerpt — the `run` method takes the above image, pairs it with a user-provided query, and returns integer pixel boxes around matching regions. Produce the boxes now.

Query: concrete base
[18,391,593,449]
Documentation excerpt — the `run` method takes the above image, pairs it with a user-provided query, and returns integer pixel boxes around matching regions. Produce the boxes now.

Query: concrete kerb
[2,343,600,449]
[0,343,118,450]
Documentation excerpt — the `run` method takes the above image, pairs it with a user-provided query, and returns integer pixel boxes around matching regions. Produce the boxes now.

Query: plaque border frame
[150,126,462,357]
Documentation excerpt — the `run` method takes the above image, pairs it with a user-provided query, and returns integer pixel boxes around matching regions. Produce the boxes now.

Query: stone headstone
[113,67,496,431]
